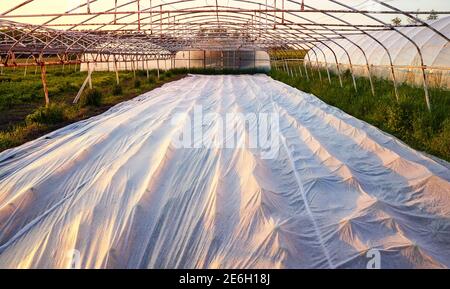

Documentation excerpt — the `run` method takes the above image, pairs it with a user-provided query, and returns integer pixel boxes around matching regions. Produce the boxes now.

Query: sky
[0,0,448,28]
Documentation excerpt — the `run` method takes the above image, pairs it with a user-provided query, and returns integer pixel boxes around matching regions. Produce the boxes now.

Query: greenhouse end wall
[80,50,271,72]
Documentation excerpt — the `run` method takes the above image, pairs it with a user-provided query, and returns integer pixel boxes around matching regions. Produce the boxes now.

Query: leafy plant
[25,104,66,125]
[112,84,123,95]
[81,88,102,107]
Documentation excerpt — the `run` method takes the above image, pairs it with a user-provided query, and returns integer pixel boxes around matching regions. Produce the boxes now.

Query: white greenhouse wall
[306,17,450,89]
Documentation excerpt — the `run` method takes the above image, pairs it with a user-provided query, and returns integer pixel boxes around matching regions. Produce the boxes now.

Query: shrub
[134,79,141,88]
[0,123,44,151]
[81,88,102,107]
[148,75,156,84]
[25,103,66,125]
[112,84,123,95]
[430,119,450,158]
[0,95,14,109]
[137,70,147,78]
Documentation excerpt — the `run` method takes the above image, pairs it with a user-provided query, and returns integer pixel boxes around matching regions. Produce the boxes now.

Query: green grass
[269,66,450,162]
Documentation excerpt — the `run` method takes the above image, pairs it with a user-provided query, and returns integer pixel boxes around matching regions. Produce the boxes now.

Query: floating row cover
[306,17,450,88]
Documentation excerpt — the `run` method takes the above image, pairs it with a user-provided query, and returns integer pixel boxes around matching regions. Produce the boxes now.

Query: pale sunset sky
[0,0,448,28]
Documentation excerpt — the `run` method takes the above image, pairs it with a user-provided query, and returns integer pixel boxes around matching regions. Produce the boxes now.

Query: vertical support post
[391,65,399,102]
[24,58,29,76]
[325,64,331,84]
[367,64,375,96]
[203,50,206,69]
[40,64,49,106]
[86,62,93,89]
[336,63,343,88]
[317,66,322,82]
[146,60,149,79]
[303,60,310,81]
[157,58,160,79]
[114,57,120,85]
[421,66,431,111]
[188,50,191,70]
[349,63,358,93]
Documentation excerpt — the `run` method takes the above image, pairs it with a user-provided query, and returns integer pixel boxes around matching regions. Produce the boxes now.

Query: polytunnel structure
[306,16,450,89]
[0,1,450,270]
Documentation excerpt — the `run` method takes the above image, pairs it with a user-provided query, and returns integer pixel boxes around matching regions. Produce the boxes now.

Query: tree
[391,17,402,26]
[427,10,439,21]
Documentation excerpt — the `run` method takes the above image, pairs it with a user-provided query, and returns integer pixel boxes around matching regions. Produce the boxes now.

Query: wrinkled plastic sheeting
[0,75,449,269]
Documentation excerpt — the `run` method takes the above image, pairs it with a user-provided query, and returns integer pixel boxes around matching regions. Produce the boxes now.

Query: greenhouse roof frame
[0,0,448,61]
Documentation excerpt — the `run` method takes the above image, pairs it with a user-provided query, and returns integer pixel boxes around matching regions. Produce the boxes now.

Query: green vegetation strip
[269,68,450,162]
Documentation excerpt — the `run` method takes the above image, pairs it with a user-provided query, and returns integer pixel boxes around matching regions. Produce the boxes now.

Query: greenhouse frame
[0,1,449,110]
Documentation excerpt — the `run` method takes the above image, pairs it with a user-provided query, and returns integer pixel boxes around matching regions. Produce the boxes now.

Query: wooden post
[421,66,431,111]
[86,62,92,89]
[349,64,358,93]
[156,58,160,79]
[303,61,310,81]
[336,63,343,88]
[390,65,399,102]
[74,68,94,104]
[367,64,375,96]
[23,59,28,76]
[203,51,206,69]
[114,58,120,85]
[146,60,149,79]
[298,64,303,77]
[188,50,191,70]
[40,64,49,106]
[325,64,331,84]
